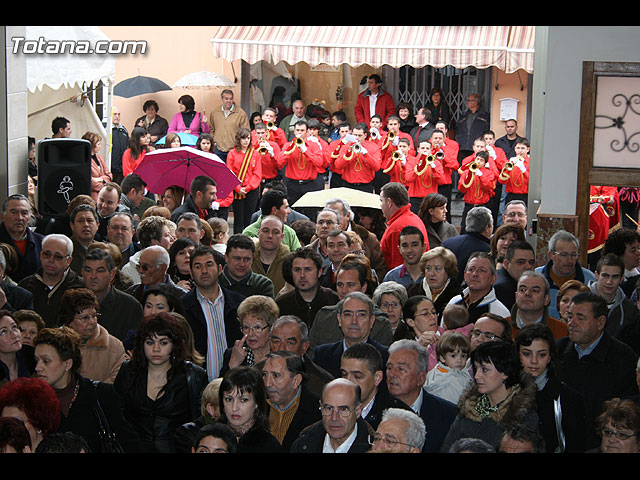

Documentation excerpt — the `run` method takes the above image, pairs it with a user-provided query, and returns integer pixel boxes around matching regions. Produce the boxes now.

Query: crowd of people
[3,75,640,455]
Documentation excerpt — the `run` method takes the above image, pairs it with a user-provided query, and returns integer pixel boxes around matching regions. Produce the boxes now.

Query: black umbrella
[113,75,172,98]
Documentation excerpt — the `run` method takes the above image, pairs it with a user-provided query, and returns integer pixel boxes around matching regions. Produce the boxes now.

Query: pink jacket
[168,112,210,136]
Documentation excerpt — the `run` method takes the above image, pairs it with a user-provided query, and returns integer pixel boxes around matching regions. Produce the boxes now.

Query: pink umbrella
[134,146,240,197]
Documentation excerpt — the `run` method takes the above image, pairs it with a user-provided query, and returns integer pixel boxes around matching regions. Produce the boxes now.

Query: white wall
[532,26,640,216]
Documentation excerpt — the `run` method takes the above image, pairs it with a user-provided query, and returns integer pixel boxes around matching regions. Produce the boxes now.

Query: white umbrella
[172,70,236,120]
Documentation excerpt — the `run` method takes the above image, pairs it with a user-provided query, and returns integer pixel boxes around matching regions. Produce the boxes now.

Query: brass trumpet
[392,151,402,161]
[504,161,514,171]
[352,143,362,154]
[469,162,479,172]
[266,121,275,130]
[388,131,396,141]
[258,145,269,155]
[294,137,304,148]
[435,151,445,160]
[370,130,380,141]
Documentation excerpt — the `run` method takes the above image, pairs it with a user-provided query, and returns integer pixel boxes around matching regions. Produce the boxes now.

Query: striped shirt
[196,287,226,379]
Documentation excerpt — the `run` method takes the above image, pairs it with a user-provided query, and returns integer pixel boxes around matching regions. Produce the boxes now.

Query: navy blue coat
[441,232,491,285]
[0,222,43,282]
[313,338,389,379]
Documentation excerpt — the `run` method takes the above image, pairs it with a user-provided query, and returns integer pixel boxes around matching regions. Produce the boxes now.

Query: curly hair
[236,296,280,327]
[33,327,83,375]
[0,377,61,436]
[57,288,99,327]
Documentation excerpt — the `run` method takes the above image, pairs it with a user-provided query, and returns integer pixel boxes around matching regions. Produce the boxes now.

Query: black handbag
[92,381,125,453]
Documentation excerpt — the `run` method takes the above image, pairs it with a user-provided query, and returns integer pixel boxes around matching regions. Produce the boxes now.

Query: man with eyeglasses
[18,234,84,327]
[0,194,44,282]
[385,339,457,452]
[535,230,596,319]
[126,245,186,303]
[383,226,425,288]
[502,200,528,230]
[369,407,425,453]
[469,313,511,352]
[290,378,374,453]
[312,291,389,378]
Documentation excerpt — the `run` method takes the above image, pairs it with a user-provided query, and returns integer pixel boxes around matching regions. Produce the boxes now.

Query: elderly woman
[418,194,458,249]
[221,295,279,375]
[514,323,586,452]
[134,99,169,146]
[373,282,408,334]
[33,326,141,452]
[489,224,526,270]
[113,313,208,452]
[0,377,60,451]
[594,398,640,453]
[58,288,125,384]
[440,340,539,452]
[13,309,45,348]
[556,279,590,324]
[407,247,461,320]
[82,131,113,202]
[168,94,210,136]
[218,366,283,453]
[0,310,35,382]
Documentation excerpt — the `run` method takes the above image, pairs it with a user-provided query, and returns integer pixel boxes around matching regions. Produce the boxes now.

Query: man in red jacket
[333,123,381,193]
[379,183,429,271]
[354,74,396,126]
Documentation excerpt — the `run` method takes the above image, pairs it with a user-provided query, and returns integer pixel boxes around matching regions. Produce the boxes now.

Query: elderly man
[309,263,392,351]
[590,253,640,353]
[209,89,250,162]
[18,234,84,327]
[341,342,410,430]
[535,230,596,319]
[280,99,311,142]
[493,240,536,311]
[181,246,244,380]
[263,351,322,451]
[68,204,99,275]
[385,339,457,452]
[502,199,528,230]
[252,215,290,295]
[379,182,429,271]
[442,206,493,285]
[313,292,389,378]
[290,378,374,453]
[369,408,425,453]
[82,248,142,341]
[325,198,387,279]
[447,252,510,324]
[507,270,568,339]
[309,208,340,268]
[107,212,138,265]
[111,106,129,184]
[270,315,334,396]
[275,249,339,329]
[557,291,639,450]
[121,214,174,284]
[0,194,43,282]
[219,234,274,298]
[126,245,185,302]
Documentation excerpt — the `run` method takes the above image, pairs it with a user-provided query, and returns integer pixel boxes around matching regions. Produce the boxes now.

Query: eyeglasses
[339,310,371,321]
[368,434,415,449]
[381,301,400,309]
[137,262,160,272]
[470,329,501,341]
[242,324,268,334]
[551,251,579,259]
[42,250,70,261]
[319,403,355,417]
[74,312,101,323]
[602,428,636,441]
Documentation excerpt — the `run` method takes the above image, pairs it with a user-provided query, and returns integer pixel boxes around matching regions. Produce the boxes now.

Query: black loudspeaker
[37,138,92,217]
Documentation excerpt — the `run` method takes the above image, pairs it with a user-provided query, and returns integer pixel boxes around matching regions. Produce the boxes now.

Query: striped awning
[210,26,535,73]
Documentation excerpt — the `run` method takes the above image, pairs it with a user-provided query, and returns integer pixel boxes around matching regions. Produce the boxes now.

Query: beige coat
[79,324,125,384]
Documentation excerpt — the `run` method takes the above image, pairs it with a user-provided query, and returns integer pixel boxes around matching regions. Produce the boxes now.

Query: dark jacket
[276,286,339,329]
[98,285,143,341]
[18,268,85,328]
[0,344,35,383]
[170,194,214,224]
[266,385,322,452]
[235,425,284,453]
[410,122,436,149]
[0,222,43,282]
[312,338,389,379]
[219,266,275,298]
[416,388,458,453]
[493,267,519,312]
[290,416,374,453]
[556,331,639,450]
[111,124,129,176]
[181,286,245,358]
[441,232,491,285]
[0,280,33,312]
[454,109,490,151]
[364,387,412,430]
[58,374,142,453]
[113,360,208,453]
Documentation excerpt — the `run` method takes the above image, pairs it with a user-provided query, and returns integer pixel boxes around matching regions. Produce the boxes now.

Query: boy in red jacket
[498,137,530,207]
[381,137,412,184]
[406,140,446,214]
[458,150,495,233]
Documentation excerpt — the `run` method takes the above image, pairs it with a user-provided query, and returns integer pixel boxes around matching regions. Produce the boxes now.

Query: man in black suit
[263,351,322,452]
[340,342,410,430]
[181,245,245,379]
[313,291,389,378]
[409,107,435,149]
[386,339,457,453]
[0,249,33,312]
[493,241,536,311]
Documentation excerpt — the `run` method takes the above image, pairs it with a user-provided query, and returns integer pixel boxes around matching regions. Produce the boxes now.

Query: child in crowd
[382,137,412,184]
[499,137,530,207]
[457,150,495,233]
[406,140,445,214]
[425,331,473,405]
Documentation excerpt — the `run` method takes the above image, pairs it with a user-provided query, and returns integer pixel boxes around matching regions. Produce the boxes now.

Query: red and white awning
[210,26,535,73]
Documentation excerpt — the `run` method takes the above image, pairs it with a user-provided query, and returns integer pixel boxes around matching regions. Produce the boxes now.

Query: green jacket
[219,266,275,298]
[242,216,301,252]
